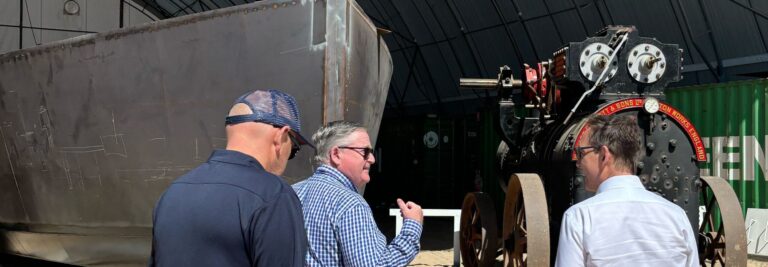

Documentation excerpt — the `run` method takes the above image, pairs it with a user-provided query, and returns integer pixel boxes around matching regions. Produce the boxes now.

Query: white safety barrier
[390,209,462,267]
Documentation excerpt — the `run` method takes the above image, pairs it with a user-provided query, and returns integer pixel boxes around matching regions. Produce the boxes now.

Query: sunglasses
[338,146,373,160]
[574,145,600,160]
[273,125,301,160]
[287,132,300,160]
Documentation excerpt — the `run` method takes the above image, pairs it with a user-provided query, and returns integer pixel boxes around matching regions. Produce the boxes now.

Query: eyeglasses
[287,132,300,160]
[273,125,301,160]
[574,145,600,160]
[338,146,373,160]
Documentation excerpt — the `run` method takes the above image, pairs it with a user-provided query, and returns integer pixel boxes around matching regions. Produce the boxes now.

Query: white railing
[390,209,462,267]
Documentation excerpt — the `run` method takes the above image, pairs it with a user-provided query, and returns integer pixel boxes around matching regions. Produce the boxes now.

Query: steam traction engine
[458,26,747,266]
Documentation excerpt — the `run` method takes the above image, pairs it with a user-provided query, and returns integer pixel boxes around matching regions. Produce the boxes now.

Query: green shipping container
[666,79,768,214]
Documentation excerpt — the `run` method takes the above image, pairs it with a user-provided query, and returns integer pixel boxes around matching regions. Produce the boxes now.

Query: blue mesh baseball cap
[225,89,314,149]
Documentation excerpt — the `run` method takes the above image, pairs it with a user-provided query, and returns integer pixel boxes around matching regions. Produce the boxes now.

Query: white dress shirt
[555,175,699,267]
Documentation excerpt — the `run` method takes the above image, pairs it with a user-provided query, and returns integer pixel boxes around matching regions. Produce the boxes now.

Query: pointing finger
[396,198,407,210]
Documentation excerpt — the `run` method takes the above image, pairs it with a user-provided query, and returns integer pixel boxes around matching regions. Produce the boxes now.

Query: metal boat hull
[0,0,390,265]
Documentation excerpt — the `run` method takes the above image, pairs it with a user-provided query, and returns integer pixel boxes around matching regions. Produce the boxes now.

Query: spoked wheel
[460,192,500,267]
[502,173,549,266]
[698,176,747,266]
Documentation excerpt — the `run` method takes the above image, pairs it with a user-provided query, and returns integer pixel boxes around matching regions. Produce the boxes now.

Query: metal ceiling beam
[409,1,439,44]
[161,0,188,16]
[675,0,721,82]
[388,0,445,112]
[425,0,466,78]
[123,1,160,21]
[509,0,541,62]
[366,0,437,110]
[132,0,174,18]
[413,0,464,100]
[739,0,768,54]
[390,2,593,54]
[358,0,416,46]
[166,0,190,15]
[361,0,406,108]
[365,0,423,108]
[542,0,565,44]
[364,14,417,45]
[567,0,590,36]
[198,0,211,12]
[591,0,607,27]
[202,0,220,10]
[667,0,697,83]
[425,0,484,101]
[401,48,433,106]
[599,0,615,25]
[446,0,489,99]
[489,0,526,70]
[698,0,725,81]
[366,0,418,45]
[728,0,768,20]
[172,0,200,16]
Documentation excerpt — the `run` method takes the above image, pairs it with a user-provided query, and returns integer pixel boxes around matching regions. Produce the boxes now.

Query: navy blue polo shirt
[150,149,307,266]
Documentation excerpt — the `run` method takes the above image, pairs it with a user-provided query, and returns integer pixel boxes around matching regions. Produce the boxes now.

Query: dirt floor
[387,216,768,267]
[409,250,768,267]
[407,248,768,267]
[749,257,768,267]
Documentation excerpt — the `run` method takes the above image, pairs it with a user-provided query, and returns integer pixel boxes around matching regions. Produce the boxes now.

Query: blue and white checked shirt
[293,165,422,267]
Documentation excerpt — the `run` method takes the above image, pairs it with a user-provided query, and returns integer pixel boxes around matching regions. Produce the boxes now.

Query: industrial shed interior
[0,0,767,266]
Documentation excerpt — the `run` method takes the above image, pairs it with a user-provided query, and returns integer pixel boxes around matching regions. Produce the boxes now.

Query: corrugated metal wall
[666,79,768,213]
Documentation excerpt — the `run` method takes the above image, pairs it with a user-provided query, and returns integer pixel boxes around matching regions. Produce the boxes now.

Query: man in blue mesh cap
[150,89,314,266]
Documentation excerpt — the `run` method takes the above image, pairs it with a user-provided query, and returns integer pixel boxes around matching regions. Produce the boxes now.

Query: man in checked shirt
[293,120,424,266]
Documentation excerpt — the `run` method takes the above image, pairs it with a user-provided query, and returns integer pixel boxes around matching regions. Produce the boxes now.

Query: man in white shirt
[555,114,699,267]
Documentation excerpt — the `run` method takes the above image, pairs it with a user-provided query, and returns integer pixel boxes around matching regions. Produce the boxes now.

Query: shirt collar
[207,149,265,170]
[596,175,644,194]
[312,164,358,193]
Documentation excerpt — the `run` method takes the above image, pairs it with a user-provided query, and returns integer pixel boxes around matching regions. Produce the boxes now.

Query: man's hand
[397,198,423,224]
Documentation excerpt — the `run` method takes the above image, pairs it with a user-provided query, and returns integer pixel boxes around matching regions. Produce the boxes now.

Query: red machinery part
[570,98,707,162]
[523,63,549,102]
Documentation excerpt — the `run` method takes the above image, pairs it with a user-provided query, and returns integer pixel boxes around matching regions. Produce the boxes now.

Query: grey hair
[585,114,643,172]
[312,121,366,165]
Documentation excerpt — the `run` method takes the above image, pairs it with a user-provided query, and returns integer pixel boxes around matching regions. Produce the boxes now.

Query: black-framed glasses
[574,145,600,160]
[338,146,373,160]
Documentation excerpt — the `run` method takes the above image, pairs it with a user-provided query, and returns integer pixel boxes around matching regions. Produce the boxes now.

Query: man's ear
[273,126,289,154]
[329,147,341,165]
[599,145,610,162]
